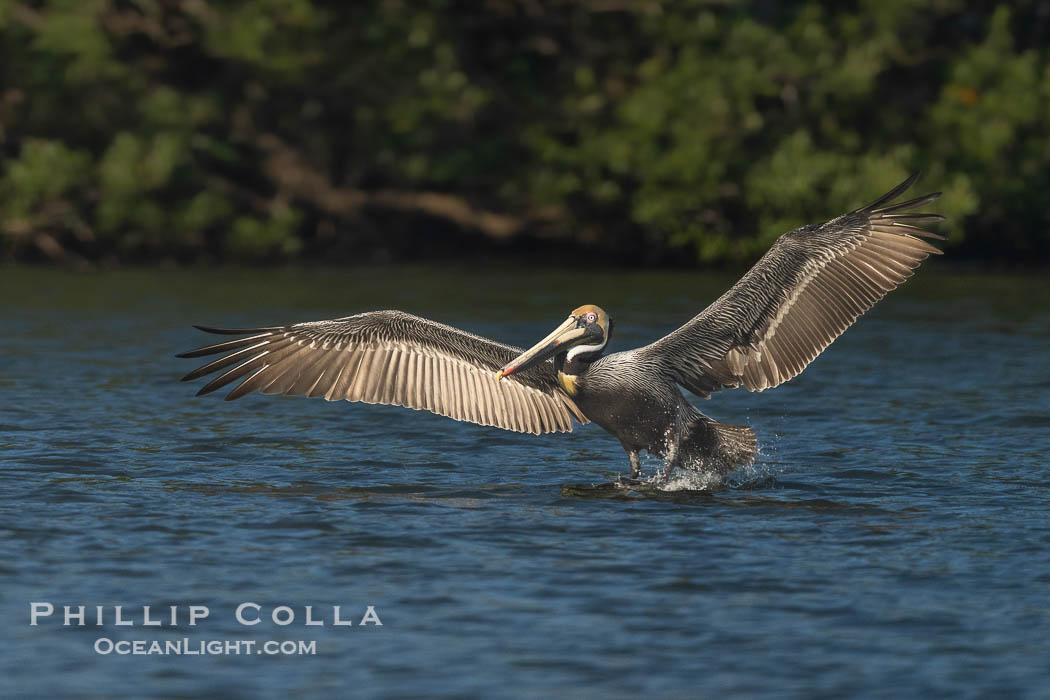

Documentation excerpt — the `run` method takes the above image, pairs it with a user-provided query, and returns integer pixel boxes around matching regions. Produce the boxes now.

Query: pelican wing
[639,174,944,397]
[178,310,587,434]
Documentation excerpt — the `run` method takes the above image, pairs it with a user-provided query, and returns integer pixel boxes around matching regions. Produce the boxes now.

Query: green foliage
[0,2,1045,263]
[1,138,90,219]
[226,205,302,259]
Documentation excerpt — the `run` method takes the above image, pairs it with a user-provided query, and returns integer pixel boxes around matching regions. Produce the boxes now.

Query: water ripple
[2,268,1049,698]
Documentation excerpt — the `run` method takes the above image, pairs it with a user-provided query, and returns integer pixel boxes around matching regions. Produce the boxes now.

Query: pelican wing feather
[639,174,944,397]
[178,311,587,434]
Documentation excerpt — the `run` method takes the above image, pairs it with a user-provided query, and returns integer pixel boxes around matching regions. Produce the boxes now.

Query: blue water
[2,265,1049,698]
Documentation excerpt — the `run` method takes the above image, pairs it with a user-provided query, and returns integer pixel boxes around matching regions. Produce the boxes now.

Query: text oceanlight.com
[94,638,318,656]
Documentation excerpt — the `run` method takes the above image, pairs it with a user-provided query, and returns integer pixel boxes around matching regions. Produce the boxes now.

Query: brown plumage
[636,173,944,396]
[178,312,586,435]
[179,174,943,482]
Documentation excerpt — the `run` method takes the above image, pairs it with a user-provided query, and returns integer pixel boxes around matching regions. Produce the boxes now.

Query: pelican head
[497,305,611,380]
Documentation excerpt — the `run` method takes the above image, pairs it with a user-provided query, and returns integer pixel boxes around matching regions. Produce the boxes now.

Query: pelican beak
[497,316,589,380]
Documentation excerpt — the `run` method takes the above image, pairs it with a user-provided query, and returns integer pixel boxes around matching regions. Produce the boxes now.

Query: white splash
[615,419,785,492]
[656,469,724,492]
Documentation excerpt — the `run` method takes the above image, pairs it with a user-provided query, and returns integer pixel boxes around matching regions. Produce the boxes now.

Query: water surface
[2,265,1049,698]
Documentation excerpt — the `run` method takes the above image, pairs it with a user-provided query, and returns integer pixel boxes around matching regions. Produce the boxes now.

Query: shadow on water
[142,465,904,518]
[559,474,905,516]
[161,477,520,508]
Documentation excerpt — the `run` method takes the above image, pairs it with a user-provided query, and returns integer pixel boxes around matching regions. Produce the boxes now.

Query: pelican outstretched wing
[178,311,587,434]
[639,174,944,397]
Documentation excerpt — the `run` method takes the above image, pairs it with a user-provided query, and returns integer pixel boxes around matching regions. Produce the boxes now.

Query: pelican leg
[628,450,641,479]
[616,443,642,485]
[662,443,678,481]
[662,416,684,482]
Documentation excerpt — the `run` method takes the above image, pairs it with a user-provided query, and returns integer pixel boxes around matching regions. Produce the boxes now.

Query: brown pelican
[179,175,942,481]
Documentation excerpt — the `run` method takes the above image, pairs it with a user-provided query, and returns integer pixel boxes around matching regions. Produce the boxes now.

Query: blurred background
[0,0,1046,268]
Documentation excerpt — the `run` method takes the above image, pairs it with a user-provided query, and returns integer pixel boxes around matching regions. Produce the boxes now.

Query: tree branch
[257,134,526,240]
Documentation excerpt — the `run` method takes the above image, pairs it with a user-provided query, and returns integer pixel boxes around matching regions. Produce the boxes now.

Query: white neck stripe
[567,340,606,361]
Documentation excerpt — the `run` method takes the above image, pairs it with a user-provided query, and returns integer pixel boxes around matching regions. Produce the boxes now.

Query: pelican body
[179,175,943,481]
[493,306,758,477]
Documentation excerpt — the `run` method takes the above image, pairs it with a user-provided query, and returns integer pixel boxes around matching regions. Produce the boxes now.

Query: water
[2,264,1048,698]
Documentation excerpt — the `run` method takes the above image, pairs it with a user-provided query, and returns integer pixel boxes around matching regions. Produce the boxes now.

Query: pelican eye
[585,312,598,324]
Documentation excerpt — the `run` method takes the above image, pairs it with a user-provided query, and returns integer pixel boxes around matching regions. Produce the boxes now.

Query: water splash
[636,436,785,492]
[656,469,724,491]
[726,438,788,489]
